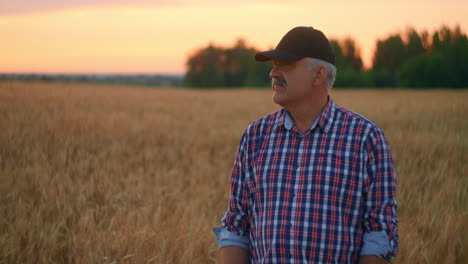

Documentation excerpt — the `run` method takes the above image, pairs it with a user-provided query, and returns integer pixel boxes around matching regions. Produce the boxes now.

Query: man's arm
[213,227,250,264]
[213,130,252,263]
[359,255,388,264]
[220,246,249,264]
[360,126,399,261]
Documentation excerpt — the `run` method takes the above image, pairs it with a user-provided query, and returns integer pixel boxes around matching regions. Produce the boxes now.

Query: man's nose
[270,65,280,79]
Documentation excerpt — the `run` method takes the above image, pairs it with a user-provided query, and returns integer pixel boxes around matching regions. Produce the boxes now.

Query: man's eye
[274,62,292,67]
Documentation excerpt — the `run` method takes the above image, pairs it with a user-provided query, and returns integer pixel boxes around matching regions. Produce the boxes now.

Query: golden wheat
[0,81,466,263]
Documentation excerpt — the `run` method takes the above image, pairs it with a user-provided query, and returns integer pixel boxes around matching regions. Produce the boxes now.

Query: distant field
[0,81,466,263]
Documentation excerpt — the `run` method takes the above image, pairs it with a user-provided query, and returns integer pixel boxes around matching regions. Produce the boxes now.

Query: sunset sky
[1,0,467,74]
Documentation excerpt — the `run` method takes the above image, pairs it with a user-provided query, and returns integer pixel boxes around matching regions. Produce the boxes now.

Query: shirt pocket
[306,151,362,219]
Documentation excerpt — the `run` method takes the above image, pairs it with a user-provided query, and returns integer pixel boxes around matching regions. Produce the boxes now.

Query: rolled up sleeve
[212,227,249,249]
[214,130,252,248]
[361,127,399,261]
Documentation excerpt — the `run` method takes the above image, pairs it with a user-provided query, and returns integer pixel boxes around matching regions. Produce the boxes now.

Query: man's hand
[359,255,388,264]
[220,246,249,264]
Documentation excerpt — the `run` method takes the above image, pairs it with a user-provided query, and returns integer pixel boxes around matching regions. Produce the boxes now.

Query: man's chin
[272,92,286,106]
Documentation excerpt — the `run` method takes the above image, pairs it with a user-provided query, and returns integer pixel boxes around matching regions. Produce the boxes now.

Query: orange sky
[1,0,467,74]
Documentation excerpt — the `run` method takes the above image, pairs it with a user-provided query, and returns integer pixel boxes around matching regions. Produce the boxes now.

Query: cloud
[0,0,181,16]
[0,0,290,16]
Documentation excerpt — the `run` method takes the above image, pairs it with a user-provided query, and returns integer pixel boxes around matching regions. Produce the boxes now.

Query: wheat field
[0,81,467,263]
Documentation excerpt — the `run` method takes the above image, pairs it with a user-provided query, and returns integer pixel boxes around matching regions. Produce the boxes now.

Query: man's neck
[286,95,328,133]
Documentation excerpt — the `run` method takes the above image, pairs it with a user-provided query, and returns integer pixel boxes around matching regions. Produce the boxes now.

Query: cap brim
[255,49,303,62]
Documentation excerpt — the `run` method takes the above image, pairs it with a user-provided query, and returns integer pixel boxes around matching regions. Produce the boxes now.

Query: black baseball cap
[255,26,335,65]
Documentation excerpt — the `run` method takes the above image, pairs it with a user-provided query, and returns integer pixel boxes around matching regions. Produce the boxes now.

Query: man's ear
[313,66,327,86]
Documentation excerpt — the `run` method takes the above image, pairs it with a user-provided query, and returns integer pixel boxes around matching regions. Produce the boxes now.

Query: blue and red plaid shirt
[213,96,398,263]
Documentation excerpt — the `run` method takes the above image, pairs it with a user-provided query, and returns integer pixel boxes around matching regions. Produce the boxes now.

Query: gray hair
[306,57,336,90]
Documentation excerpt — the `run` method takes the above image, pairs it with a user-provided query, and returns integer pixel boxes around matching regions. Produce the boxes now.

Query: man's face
[270,58,318,107]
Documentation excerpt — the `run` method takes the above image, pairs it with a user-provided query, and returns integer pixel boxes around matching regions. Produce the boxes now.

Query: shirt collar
[283,111,320,131]
[275,95,335,134]
[317,95,335,134]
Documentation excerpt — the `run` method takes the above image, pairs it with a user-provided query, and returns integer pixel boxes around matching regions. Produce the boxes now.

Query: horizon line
[0,72,186,76]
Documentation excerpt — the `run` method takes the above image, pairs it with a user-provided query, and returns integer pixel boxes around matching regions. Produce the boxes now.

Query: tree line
[185,25,468,88]
[1,74,184,87]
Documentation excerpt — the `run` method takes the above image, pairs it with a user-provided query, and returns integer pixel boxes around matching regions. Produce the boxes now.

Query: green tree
[185,40,271,88]
[185,44,225,88]
[397,25,468,88]
[223,39,256,87]
[330,38,370,87]
[405,28,426,58]
[373,34,407,69]
[371,35,406,86]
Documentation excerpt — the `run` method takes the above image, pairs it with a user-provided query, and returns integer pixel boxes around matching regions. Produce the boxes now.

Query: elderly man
[213,26,398,264]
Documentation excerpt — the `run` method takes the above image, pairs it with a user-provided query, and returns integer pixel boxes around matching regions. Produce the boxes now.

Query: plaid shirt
[213,96,398,263]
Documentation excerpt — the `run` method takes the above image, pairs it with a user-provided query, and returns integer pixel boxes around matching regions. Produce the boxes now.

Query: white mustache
[273,79,287,88]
